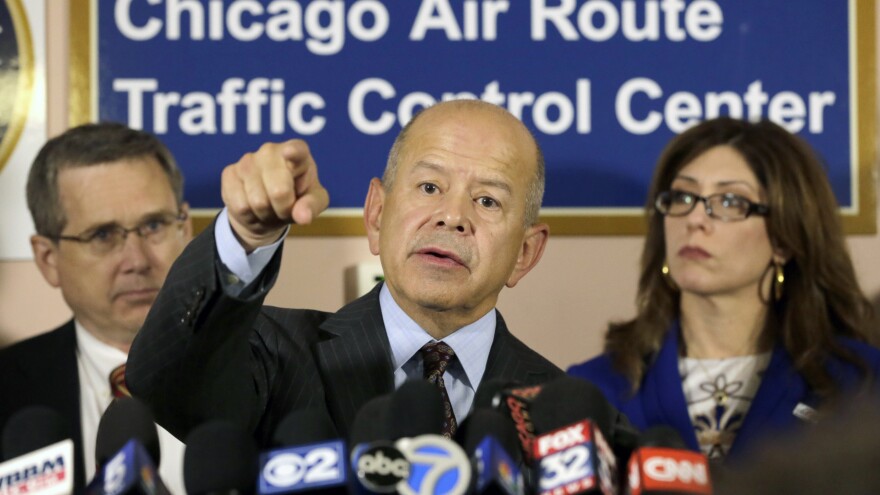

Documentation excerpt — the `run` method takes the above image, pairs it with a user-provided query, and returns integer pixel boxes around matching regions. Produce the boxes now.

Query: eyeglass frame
[49,211,189,253]
[654,189,769,222]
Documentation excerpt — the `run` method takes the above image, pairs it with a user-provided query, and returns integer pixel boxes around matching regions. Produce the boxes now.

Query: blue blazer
[567,322,880,460]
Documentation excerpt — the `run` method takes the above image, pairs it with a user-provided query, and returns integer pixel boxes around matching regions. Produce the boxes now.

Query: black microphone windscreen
[638,425,688,449]
[457,408,522,464]
[473,379,521,411]
[95,396,161,467]
[272,408,339,447]
[2,406,71,460]
[530,375,614,436]
[349,394,392,445]
[389,380,444,439]
[184,420,259,495]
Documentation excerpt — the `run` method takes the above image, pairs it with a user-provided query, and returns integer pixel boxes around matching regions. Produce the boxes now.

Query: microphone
[86,440,168,495]
[2,406,71,461]
[272,409,339,447]
[349,394,410,494]
[184,420,259,495]
[529,376,614,439]
[351,381,472,495]
[495,383,543,465]
[472,379,522,411]
[0,406,74,495]
[94,398,161,469]
[257,409,348,494]
[87,397,169,495]
[388,380,445,439]
[388,381,471,495]
[459,409,525,495]
[528,376,619,495]
[349,394,393,448]
[626,426,712,495]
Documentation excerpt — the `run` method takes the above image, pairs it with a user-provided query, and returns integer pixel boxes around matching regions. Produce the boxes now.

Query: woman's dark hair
[605,117,874,398]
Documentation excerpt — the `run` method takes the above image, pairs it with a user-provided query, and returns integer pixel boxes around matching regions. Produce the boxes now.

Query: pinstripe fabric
[128,221,563,446]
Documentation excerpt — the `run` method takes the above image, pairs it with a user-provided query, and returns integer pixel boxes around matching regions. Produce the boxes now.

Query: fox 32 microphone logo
[0,0,32,172]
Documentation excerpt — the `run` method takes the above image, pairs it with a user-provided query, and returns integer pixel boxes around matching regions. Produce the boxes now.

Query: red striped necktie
[419,341,458,438]
[109,364,131,399]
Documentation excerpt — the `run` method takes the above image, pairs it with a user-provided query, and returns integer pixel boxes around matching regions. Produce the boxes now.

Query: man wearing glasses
[0,123,191,494]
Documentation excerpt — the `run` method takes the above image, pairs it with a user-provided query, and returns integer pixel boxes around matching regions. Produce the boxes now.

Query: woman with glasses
[568,117,880,462]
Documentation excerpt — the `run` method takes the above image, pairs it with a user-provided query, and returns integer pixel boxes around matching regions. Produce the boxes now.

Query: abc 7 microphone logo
[355,435,471,495]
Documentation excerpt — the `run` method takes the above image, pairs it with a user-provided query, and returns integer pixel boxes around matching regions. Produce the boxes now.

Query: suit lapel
[481,312,554,387]
[313,295,556,435]
[641,325,702,451]
[314,286,395,437]
[728,345,806,457]
[21,322,86,493]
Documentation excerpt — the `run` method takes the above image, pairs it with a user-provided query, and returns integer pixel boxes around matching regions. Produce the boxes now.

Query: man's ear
[364,178,385,256]
[180,201,194,240]
[506,223,549,288]
[31,235,61,288]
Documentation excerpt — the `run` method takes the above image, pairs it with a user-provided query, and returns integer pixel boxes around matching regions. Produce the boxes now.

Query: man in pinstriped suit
[127,100,564,446]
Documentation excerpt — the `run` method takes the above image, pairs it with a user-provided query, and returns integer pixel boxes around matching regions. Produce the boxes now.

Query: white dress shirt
[75,323,186,495]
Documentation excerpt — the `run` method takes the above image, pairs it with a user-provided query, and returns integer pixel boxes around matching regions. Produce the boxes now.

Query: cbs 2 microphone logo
[534,421,597,494]
[259,441,346,493]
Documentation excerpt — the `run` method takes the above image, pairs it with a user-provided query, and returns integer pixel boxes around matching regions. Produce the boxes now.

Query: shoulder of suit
[0,322,74,359]
[252,306,335,344]
[499,329,564,375]
[832,336,880,371]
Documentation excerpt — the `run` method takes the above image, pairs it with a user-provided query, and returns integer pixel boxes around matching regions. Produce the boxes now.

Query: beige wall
[1,4,878,369]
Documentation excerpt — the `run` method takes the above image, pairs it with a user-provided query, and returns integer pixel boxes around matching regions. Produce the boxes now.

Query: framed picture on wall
[0,0,45,259]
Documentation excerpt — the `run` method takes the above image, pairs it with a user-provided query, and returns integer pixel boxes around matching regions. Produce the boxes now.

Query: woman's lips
[678,246,710,259]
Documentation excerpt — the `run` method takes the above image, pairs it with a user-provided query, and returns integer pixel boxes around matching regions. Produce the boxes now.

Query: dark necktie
[419,341,457,438]
[109,364,131,399]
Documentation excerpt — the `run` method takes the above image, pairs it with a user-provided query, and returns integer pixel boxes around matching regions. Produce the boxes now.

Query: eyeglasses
[655,190,769,222]
[52,211,188,256]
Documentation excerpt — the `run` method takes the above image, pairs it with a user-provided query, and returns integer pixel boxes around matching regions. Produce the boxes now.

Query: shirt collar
[74,321,128,377]
[379,284,494,388]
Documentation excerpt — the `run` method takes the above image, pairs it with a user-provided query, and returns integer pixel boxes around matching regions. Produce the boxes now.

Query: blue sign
[70,0,875,234]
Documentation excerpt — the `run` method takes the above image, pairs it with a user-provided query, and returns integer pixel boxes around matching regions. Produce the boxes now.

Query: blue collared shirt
[380,284,494,422]
[215,208,495,421]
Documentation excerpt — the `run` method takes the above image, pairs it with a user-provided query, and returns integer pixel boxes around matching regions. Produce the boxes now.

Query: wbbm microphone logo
[0,0,33,173]
[259,441,347,494]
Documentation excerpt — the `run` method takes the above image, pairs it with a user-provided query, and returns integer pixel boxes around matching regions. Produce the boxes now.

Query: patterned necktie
[419,341,457,438]
[109,364,131,399]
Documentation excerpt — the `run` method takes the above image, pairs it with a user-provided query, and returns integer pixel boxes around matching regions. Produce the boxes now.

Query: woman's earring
[662,260,678,290]
[773,261,785,301]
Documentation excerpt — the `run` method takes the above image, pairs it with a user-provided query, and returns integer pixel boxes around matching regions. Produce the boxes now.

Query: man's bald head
[382,100,545,226]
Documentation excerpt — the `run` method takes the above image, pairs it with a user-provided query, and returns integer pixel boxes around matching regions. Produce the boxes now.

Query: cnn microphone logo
[629,448,711,495]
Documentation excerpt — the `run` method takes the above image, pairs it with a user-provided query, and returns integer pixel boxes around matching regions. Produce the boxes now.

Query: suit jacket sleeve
[127,219,295,442]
